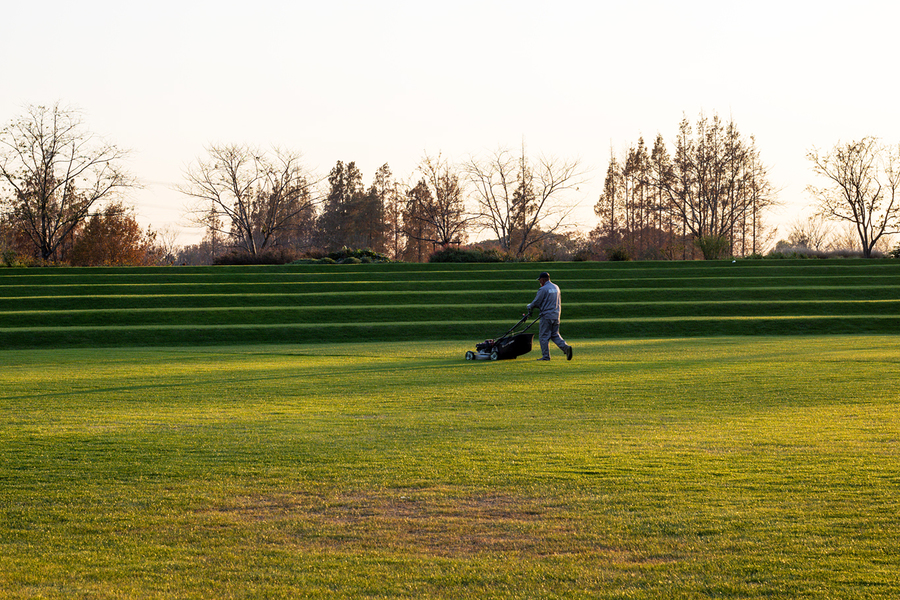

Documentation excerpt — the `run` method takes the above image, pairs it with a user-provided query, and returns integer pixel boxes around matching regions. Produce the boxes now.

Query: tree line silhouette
[3,104,898,265]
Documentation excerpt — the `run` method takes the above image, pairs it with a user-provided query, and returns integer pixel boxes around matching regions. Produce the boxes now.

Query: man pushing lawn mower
[526,271,573,362]
[464,271,573,361]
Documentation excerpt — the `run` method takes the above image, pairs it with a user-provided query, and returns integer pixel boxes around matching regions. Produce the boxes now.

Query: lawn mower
[465,313,540,361]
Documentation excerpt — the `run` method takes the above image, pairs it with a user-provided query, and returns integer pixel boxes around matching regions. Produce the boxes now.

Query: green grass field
[2,336,899,598]
[2,260,900,597]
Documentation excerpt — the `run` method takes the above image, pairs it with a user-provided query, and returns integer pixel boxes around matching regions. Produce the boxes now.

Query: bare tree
[784,214,833,251]
[0,103,135,261]
[466,145,584,258]
[405,153,471,249]
[807,137,900,258]
[178,144,317,255]
[154,225,181,264]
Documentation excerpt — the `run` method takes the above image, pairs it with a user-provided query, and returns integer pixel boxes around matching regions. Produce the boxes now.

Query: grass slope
[2,259,900,348]
[1,338,898,598]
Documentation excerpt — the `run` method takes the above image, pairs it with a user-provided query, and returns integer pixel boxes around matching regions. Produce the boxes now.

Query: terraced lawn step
[2,259,899,348]
[4,286,900,313]
[4,314,900,349]
[2,300,900,329]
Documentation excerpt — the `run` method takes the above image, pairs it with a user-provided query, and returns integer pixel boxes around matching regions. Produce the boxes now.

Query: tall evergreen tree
[509,152,536,256]
[649,134,677,257]
[317,160,365,251]
[400,179,438,262]
[374,164,403,259]
[359,163,397,254]
[623,138,650,254]
[594,152,622,245]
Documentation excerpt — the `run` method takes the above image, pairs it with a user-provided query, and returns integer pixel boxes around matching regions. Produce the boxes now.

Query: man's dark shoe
[565,345,573,361]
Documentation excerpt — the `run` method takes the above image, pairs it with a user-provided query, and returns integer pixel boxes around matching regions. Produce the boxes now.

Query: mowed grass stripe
[4,285,900,312]
[3,274,900,296]
[4,315,900,349]
[7,314,899,331]
[3,300,900,328]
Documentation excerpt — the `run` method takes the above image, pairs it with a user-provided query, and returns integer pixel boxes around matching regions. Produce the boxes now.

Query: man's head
[537,271,550,285]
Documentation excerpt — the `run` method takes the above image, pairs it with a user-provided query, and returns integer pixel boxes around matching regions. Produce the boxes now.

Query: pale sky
[3,0,898,247]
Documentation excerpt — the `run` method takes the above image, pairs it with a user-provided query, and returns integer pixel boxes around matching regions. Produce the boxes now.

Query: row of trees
[3,103,900,265]
[593,115,900,260]
[0,106,553,264]
[176,143,586,264]
[593,114,776,260]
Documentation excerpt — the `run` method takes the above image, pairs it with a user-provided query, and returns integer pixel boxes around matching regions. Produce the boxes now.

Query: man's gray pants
[538,317,568,359]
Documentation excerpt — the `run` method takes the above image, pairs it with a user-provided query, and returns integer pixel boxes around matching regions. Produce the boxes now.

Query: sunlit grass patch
[2,336,899,597]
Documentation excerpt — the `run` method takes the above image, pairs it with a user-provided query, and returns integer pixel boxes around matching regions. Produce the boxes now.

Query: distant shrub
[428,247,503,263]
[605,247,630,262]
[762,246,878,260]
[694,235,732,260]
[290,248,390,265]
[763,251,798,260]
[573,249,594,262]
[326,247,391,263]
[2,248,32,267]
[295,249,327,260]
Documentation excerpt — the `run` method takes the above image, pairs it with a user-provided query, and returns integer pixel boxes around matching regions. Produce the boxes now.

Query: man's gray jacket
[527,281,561,320]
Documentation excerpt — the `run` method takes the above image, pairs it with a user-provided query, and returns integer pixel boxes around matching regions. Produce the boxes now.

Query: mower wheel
[465,351,475,360]
[490,349,499,361]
